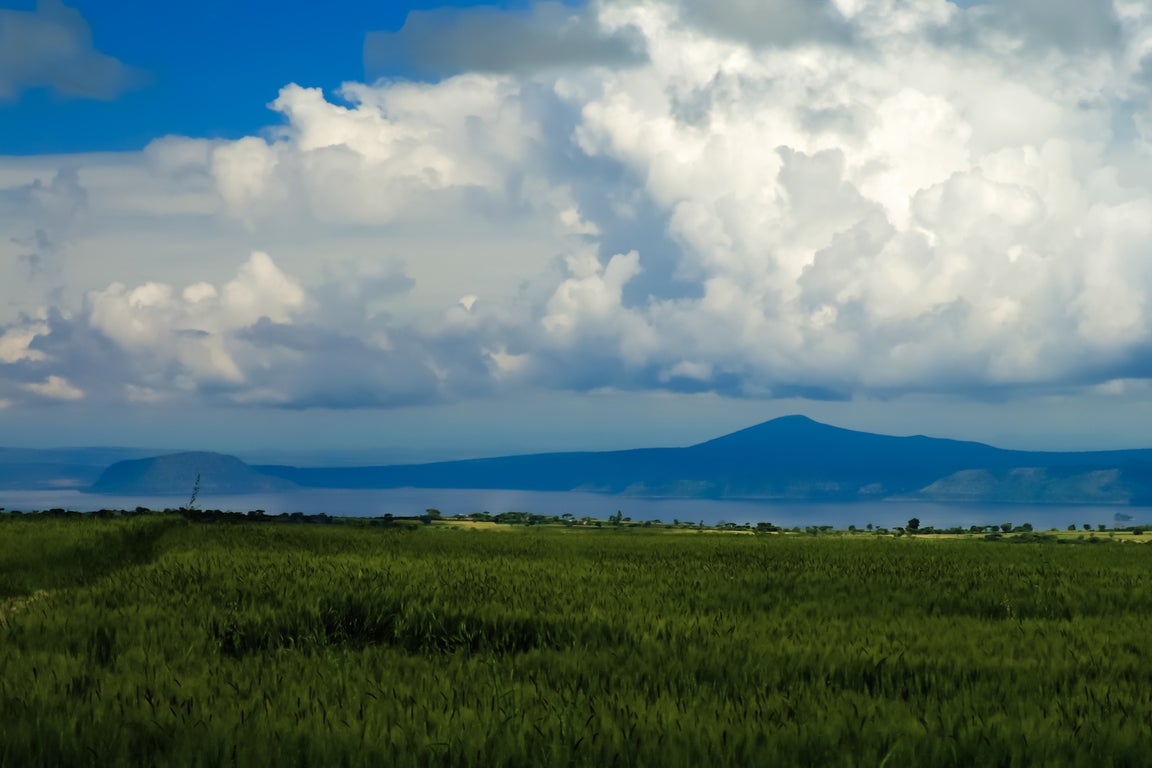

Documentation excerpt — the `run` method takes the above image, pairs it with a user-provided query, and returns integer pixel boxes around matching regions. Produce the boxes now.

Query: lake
[0,487,1146,531]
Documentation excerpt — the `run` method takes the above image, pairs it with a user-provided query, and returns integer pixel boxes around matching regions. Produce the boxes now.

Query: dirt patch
[440,520,511,530]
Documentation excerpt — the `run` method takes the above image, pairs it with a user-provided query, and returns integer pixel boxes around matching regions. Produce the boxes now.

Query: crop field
[2,514,1152,766]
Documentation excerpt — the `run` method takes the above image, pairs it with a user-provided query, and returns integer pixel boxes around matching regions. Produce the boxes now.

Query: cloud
[678,0,856,48]
[231,318,453,409]
[24,374,83,401]
[947,0,1124,54]
[0,250,497,410]
[364,2,647,79]
[8,166,87,297]
[205,77,552,226]
[85,251,309,390]
[7,0,1152,413]
[0,321,49,363]
[0,0,141,101]
[536,0,1152,399]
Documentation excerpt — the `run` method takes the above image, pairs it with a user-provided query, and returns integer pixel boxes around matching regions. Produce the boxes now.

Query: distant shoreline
[2,487,1148,532]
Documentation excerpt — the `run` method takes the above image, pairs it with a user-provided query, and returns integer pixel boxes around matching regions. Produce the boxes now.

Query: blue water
[0,488,1145,531]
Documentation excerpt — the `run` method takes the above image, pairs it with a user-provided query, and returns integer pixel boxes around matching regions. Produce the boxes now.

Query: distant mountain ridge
[80,416,1152,503]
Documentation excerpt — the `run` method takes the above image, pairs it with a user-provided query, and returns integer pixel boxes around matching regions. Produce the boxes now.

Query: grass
[2,513,1151,766]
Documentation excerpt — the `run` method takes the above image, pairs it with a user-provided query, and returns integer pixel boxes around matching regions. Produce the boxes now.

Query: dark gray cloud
[364,1,646,79]
[0,0,141,101]
[947,0,1123,54]
[234,319,448,410]
[678,0,854,49]
[0,308,131,405]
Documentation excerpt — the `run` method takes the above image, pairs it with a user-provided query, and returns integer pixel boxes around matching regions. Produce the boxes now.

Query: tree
[186,473,201,512]
[907,518,920,532]
[1000,522,1013,533]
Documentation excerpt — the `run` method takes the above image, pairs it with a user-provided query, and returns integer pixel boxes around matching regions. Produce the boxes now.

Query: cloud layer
[5,0,1152,412]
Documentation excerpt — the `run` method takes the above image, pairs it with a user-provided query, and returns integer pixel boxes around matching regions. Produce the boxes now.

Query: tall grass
[2,517,1151,766]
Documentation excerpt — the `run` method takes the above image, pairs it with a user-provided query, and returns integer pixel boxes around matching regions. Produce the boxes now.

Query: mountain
[92,452,295,496]
[77,416,1152,503]
[253,415,1152,504]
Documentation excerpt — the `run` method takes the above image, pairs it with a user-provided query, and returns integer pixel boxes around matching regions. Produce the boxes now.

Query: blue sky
[3,0,552,153]
[3,0,1152,460]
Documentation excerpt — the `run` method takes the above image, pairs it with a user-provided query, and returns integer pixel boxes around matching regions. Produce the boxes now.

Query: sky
[3,0,1152,461]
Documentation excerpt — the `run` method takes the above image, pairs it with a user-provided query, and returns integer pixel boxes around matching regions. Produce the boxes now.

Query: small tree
[1000,522,1013,533]
[186,473,201,512]
[907,517,921,532]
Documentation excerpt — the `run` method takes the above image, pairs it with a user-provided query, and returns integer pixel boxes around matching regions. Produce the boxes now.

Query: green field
[2,514,1152,766]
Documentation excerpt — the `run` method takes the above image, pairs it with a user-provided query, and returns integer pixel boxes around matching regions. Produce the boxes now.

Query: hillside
[91,452,295,495]
[255,415,1152,504]
[74,416,1152,502]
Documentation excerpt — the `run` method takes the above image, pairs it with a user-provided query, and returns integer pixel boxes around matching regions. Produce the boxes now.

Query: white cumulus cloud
[206,77,548,226]
[85,251,307,389]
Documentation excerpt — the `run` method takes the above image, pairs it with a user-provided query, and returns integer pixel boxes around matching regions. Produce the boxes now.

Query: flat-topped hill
[92,452,295,495]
